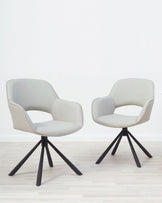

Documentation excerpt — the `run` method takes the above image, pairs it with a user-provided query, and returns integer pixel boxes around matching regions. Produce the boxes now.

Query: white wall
[1,0,162,141]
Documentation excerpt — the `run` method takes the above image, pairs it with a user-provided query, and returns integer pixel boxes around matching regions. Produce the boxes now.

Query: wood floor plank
[0,141,162,202]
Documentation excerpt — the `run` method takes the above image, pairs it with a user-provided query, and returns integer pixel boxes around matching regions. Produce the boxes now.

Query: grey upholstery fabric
[7,79,83,137]
[92,78,154,128]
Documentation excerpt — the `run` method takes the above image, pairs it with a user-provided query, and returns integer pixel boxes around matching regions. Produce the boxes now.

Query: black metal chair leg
[128,131,152,158]
[9,140,41,176]
[45,143,53,167]
[48,140,82,176]
[96,133,121,164]
[127,135,141,168]
[111,135,122,155]
[36,142,45,186]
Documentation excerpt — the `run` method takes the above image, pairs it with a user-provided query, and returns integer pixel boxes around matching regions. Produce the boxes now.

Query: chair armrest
[8,101,35,133]
[51,99,83,125]
[92,95,115,120]
[136,99,154,124]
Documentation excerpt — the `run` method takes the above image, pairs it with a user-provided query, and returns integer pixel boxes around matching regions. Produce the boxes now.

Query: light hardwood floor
[0,140,162,203]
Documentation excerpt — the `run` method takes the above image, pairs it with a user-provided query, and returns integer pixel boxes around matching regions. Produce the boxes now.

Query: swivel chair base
[96,128,152,168]
[9,136,82,186]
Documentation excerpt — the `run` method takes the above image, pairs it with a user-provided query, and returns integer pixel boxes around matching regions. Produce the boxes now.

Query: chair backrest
[110,78,154,107]
[6,79,58,112]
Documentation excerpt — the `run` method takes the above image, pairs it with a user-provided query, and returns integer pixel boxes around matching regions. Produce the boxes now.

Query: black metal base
[96,128,152,168]
[9,136,82,186]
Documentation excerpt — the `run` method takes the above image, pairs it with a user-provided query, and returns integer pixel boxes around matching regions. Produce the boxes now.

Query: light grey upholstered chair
[92,78,154,167]
[7,79,83,186]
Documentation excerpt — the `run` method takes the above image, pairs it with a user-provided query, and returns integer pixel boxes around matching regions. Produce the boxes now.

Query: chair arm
[92,95,115,120]
[51,99,83,125]
[136,99,154,124]
[8,101,35,133]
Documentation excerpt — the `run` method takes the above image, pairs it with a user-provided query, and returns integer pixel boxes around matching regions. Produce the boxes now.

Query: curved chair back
[110,78,154,107]
[6,79,58,113]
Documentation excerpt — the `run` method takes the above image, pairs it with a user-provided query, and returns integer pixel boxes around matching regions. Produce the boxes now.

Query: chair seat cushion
[96,114,138,128]
[34,120,81,137]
